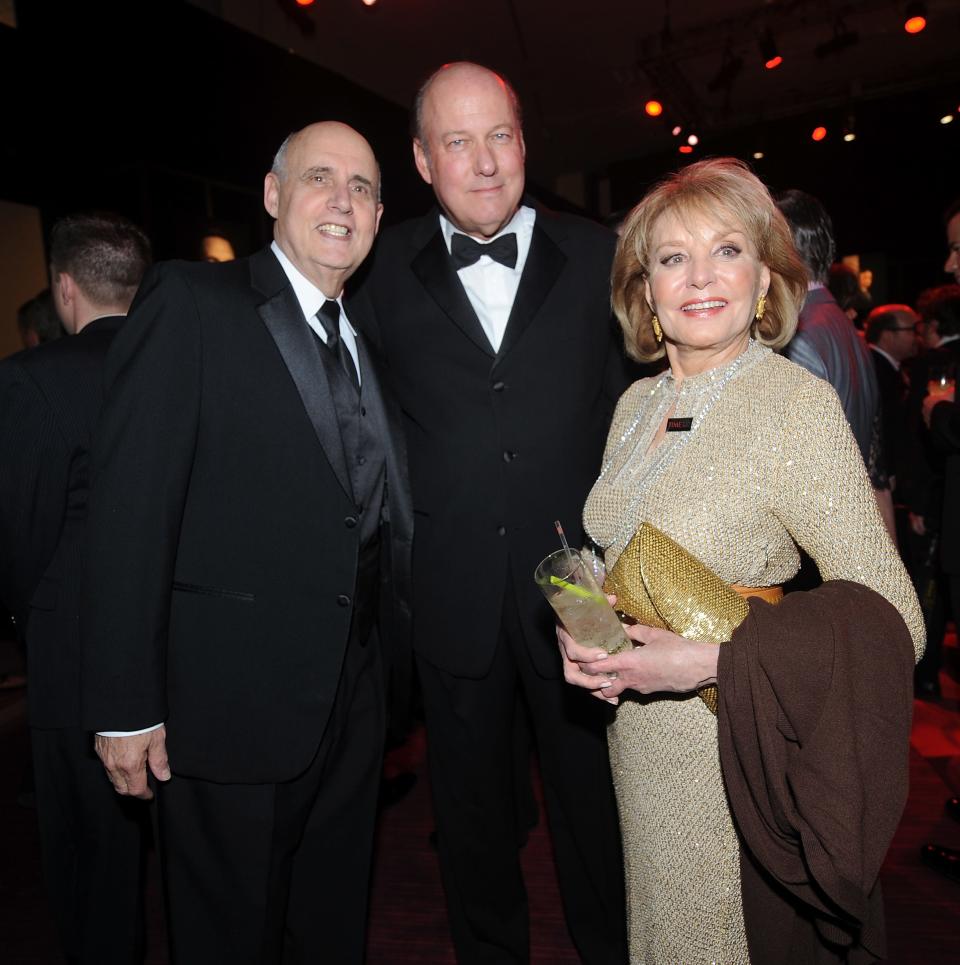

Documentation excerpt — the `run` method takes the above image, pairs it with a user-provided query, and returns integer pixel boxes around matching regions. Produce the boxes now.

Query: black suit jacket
[0,316,123,728]
[355,206,632,678]
[870,348,908,487]
[81,248,412,783]
[930,393,960,575]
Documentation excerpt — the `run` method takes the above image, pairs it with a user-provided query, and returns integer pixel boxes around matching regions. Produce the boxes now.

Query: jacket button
[345,516,358,528]
[337,594,351,607]
[492,380,506,392]
[497,525,507,536]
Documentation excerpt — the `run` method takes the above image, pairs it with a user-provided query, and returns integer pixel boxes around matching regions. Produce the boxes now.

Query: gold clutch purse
[602,523,750,714]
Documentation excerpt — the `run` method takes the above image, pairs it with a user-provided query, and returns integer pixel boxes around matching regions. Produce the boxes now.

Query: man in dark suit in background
[866,303,920,488]
[357,62,629,964]
[83,122,412,963]
[0,212,151,964]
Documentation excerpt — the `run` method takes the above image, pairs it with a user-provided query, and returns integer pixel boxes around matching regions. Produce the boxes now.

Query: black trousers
[417,576,627,965]
[31,725,145,965]
[157,627,384,965]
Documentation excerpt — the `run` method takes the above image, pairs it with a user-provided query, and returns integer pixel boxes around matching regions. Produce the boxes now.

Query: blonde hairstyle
[612,158,808,363]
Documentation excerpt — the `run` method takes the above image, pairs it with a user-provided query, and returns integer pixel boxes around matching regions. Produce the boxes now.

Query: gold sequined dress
[583,341,924,964]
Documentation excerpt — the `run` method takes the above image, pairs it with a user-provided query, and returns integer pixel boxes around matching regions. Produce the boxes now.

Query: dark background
[1,1,956,302]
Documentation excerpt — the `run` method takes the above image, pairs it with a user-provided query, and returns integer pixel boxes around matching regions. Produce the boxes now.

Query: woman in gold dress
[558,158,924,963]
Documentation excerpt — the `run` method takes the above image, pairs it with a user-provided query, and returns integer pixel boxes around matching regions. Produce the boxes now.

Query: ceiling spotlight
[759,28,782,70]
[645,100,664,117]
[842,114,856,142]
[671,124,683,137]
[295,0,315,6]
[904,2,927,33]
[687,134,699,146]
[752,151,765,160]
[942,115,955,125]
[811,126,827,141]
[679,145,694,155]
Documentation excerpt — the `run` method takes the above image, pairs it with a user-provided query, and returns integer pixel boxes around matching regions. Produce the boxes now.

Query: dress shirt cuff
[96,723,164,737]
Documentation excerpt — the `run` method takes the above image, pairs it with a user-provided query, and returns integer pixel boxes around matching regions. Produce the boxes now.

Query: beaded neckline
[594,339,770,550]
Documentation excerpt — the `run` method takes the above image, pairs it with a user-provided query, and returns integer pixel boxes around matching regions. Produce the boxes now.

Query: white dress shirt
[440,205,536,353]
[271,240,361,386]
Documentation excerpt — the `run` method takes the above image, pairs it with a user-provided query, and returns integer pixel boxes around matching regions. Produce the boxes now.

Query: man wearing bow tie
[356,62,630,964]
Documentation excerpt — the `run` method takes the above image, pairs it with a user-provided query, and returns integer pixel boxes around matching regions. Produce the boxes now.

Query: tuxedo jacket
[81,247,413,784]
[355,206,632,678]
[0,316,123,728]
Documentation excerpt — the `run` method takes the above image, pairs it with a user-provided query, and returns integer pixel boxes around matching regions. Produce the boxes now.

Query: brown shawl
[717,580,915,964]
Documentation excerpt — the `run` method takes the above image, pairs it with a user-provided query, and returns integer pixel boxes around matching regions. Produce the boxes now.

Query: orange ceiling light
[759,28,782,70]
[812,126,827,141]
[645,100,664,117]
[295,0,315,6]
[679,145,693,154]
[904,3,927,33]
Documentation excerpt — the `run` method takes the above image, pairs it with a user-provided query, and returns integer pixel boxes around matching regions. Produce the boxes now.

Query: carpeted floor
[1,634,958,963]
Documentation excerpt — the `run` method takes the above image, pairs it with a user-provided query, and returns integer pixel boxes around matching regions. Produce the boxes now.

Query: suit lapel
[496,220,567,361]
[251,249,353,501]
[411,228,496,358]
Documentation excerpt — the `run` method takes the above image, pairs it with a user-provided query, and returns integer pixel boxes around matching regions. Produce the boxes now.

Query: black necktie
[450,232,518,270]
[317,299,360,391]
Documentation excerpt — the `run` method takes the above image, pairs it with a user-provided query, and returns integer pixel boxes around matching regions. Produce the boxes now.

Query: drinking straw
[554,520,575,567]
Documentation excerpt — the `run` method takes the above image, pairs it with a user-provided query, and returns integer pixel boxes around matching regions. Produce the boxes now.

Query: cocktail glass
[534,549,630,654]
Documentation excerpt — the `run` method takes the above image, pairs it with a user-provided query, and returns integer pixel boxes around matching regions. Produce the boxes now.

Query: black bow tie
[450,232,518,270]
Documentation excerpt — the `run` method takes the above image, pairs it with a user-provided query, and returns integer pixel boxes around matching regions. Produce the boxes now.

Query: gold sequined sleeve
[770,377,925,660]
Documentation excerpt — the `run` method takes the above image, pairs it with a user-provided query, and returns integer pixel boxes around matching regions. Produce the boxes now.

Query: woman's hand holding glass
[557,595,720,706]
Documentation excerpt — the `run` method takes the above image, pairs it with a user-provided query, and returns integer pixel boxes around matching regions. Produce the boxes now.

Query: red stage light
[295,0,315,5]
[679,145,693,154]
[904,15,926,33]
[765,55,783,70]
[811,126,827,141]
[645,100,664,117]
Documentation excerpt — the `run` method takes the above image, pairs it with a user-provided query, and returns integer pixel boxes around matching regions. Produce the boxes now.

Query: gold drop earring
[755,293,767,321]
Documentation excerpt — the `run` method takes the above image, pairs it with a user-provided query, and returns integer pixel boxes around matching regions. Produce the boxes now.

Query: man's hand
[95,726,171,799]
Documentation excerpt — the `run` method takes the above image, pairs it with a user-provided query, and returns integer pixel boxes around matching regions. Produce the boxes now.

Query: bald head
[866,303,919,362]
[413,62,523,149]
[272,122,381,201]
[264,121,383,297]
[412,63,526,240]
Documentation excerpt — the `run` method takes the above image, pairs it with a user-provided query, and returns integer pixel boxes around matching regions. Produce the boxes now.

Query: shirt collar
[270,240,356,335]
[869,343,901,371]
[439,205,535,264]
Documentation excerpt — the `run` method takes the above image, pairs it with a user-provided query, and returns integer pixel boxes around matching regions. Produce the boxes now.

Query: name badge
[666,417,693,432]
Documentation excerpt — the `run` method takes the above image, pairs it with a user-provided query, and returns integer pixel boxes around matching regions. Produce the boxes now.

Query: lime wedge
[549,575,606,603]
